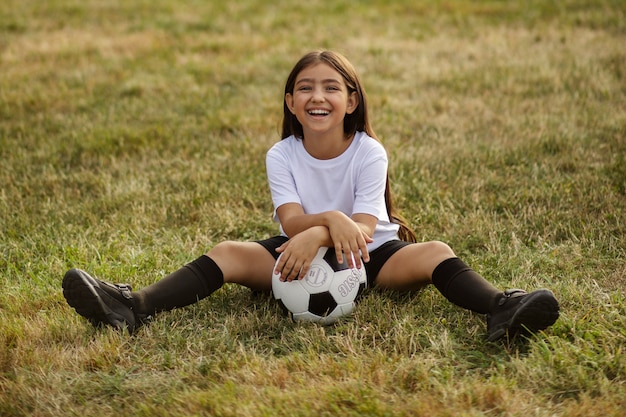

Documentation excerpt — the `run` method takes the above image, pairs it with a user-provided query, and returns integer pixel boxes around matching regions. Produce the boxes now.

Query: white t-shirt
[266,131,400,251]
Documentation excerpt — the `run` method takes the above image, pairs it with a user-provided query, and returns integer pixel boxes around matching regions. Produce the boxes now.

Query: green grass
[1,0,625,415]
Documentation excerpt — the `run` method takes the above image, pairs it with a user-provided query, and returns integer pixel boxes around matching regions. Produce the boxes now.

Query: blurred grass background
[1,1,625,416]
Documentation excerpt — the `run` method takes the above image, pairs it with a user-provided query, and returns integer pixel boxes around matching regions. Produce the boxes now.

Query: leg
[374,240,455,291]
[131,240,275,314]
[373,240,559,341]
[63,240,276,332]
[375,240,502,312]
[207,240,277,291]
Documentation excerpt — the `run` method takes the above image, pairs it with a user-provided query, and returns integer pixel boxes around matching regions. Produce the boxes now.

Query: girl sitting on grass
[63,50,559,342]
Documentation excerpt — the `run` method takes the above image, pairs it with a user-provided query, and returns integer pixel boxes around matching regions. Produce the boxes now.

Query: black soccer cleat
[486,288,560,342]
[62,268,146,333]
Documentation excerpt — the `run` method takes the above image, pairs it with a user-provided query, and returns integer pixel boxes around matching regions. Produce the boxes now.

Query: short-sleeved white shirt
[266,131,400,251]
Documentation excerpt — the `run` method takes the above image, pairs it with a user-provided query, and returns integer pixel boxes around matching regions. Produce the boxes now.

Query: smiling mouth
[308,109,330,116]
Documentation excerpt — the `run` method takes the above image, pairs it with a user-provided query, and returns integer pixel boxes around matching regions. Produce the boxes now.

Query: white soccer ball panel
[271,263,288,300]
[292,311,325,324]
[336,302,355,317]
[275,280,310,314]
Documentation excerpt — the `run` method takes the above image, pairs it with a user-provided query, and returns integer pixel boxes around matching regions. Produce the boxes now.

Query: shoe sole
[62,268,135,332]
[487,289,560,342]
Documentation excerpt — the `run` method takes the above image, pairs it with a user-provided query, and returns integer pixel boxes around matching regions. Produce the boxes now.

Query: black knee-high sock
[132,255,224,315]
[431,258,502,314]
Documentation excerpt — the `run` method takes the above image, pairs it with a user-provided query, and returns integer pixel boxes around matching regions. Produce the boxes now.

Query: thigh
[207,240,279,291]
[256,236,289,260]
[375,241,456,291]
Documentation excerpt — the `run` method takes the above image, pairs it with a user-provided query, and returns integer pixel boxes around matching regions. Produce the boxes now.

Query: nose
[311,86,325,102]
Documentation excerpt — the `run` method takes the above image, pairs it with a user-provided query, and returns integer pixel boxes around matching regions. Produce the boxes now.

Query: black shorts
[256,236,412,287]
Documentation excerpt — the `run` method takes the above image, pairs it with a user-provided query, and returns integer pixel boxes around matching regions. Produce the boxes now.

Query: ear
[285,93,296,114]
[346,91,358,115]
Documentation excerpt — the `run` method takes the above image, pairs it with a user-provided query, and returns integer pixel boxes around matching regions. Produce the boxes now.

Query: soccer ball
[272,246,367,325]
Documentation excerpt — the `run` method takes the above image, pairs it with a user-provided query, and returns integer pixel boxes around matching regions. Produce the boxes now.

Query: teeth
[308,109,329,115]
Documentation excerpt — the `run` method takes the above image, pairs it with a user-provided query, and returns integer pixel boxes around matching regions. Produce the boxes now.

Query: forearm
[294,225,334,247]
[281,210,346,238]
[277,208,375,271]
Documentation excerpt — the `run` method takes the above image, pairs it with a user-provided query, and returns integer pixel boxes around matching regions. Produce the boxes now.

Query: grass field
[1,0,625,415]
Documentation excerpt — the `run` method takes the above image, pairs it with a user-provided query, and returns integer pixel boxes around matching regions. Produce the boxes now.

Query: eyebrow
[295,78,343,85]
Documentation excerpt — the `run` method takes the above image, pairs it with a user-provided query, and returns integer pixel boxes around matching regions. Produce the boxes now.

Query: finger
[335,245,344,265]
[276,255,295,280]
[274,256,286,276]
[281,254,302,281]
[344,238,363,269]
[358,238,370,265]
[349,243,362,269]
[348,253,359,270]
[275,242,288,253]
[352,248,362,269]
[286,263,302,282]
[343,244,356,269]
[297,262,310,281]
[283,269,294,282]
[281,266,294,282]
[359,231,372,263]
[360,245,370,264]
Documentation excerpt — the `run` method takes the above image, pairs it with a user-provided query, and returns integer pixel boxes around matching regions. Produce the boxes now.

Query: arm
[274,203,375,281]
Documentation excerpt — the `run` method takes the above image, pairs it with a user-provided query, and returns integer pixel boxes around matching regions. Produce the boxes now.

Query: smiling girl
[63,50,559,342]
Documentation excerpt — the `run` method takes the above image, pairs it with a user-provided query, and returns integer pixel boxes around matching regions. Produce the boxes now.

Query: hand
[326,212,373,269]
[274,227,326,282]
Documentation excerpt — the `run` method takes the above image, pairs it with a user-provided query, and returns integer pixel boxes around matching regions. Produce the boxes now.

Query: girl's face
[285,62,358,139]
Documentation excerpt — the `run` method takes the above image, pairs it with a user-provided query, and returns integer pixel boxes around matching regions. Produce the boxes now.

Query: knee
[425,240,456,258]
[206,240,238,258]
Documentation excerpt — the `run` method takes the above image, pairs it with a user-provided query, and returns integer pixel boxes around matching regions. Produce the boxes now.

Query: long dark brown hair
[281,50,416,242]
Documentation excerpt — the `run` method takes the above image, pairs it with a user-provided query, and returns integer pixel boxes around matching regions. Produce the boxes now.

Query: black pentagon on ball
[322,247,350,272]
[308,291,338,316]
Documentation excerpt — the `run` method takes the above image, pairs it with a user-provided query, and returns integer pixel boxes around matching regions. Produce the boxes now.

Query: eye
[297,85,312,91]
